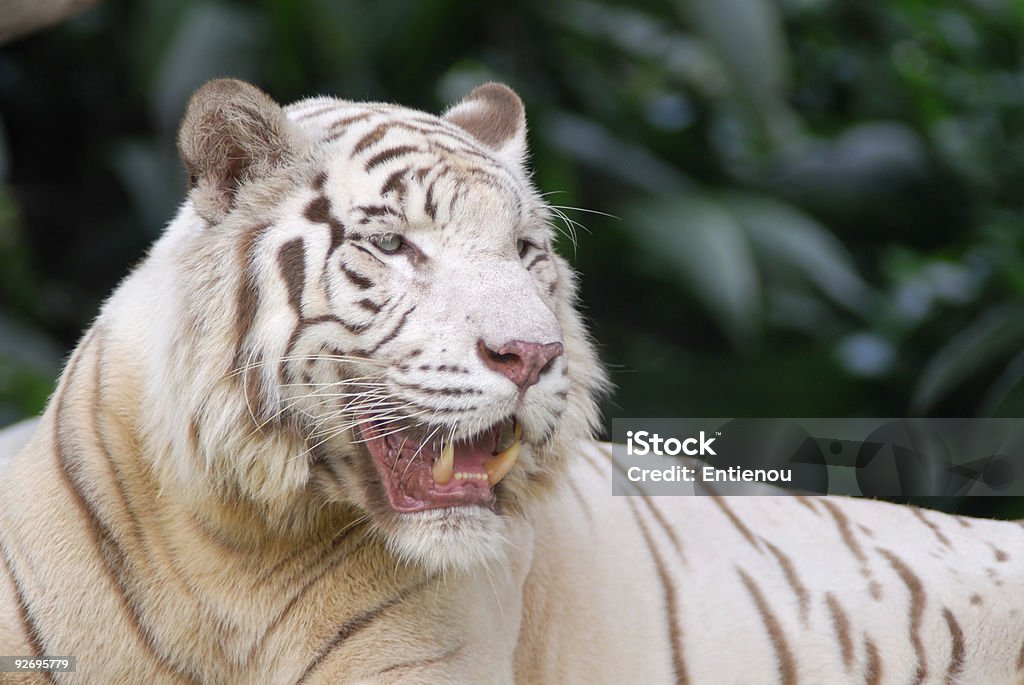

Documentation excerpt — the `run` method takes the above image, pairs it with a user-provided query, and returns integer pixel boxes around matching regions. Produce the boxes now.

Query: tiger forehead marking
[297,103,529,227]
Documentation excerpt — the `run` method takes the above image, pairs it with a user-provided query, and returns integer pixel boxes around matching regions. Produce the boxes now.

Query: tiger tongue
[431,422,522,487]
[431,440,491,486]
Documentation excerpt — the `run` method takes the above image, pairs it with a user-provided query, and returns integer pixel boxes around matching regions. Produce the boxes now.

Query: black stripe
[339,262,374,289]
[232,223,271,370]
[93,339,203,607]
[762,540,809,625]
[637,497,685,564]
[365,145,419,171]
[304,195,346,254]
[352,123,388,155]
[821,499,867,563]
[398,398,473,415]
[297,576,435,683]
[278,238,307,316]
[424,179,438,220]
[793,496,821,516]
[356,204,394,218]
[380,167,409,196]
[0,540,49,673]
[53,337,194,682]
[877,547,927,685]
[249,520,368,659]
[375,643,466,677]
[330,112,374,131]
[370,305,415,354]
[909,507,952,549]
[351,244,384,265]
[293,103,338,121]
[391,379,482,397]
[628,500,688,684]
[282,315,370,365]
[864,637,883,685]
[357,298,383,314]
[708,493,762,552]
[526,253,549,270]
[304,314,370,335]
[943,607,965,682]
[825,592,853,670]
[738,568,797,685]
[822,499,882,599]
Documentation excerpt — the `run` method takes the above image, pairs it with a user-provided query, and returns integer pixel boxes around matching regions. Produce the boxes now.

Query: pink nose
[477,339,564,391]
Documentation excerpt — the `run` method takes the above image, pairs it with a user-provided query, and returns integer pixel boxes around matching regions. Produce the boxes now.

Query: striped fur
[515,443,1024,685]
[1,79,1023,683]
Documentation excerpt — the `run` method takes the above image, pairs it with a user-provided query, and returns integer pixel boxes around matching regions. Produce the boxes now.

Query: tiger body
[530,446,1024,685]
[0,80,1023,684]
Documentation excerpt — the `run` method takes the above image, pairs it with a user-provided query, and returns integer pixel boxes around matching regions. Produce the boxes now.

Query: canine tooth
[496,419,521,453]
[485,439,520,486]
[433,442,454,485]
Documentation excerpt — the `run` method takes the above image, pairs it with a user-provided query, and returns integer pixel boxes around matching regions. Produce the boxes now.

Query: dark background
[1,0,1022,516]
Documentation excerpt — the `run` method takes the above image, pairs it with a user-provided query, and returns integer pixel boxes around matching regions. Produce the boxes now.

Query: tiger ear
[443,83,528,170]
[177,79,303,223]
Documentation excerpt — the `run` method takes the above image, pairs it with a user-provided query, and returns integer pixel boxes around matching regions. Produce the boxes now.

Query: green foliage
[0,0,1022,514]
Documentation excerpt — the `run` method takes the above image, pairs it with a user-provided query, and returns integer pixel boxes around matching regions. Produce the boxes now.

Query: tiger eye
[375,234,403,253]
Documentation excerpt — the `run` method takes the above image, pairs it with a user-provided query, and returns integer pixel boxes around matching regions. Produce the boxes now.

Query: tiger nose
[477,339,564,391]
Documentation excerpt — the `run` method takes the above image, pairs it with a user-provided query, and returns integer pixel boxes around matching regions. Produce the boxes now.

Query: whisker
[225,353,389,379]
[401,422,444,481]
[548,203,620,222]
[280,381,390,389]
[389,435,412,480]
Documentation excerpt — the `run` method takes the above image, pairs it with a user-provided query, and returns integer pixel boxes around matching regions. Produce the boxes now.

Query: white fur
[3,82,1020,683]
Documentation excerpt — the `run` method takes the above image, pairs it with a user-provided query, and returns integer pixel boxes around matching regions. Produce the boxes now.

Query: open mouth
[358,417,522,513]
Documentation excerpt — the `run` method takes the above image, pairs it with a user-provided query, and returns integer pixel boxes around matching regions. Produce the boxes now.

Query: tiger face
[143,80,606,571]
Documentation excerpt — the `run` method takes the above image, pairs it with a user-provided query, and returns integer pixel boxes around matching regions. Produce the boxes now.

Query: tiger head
[118,79,606,571]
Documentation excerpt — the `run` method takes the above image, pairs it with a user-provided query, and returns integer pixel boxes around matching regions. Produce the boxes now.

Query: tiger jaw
[359,417,521,513]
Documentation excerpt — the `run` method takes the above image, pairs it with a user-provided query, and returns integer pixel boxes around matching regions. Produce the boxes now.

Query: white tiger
[0,79,1022,684]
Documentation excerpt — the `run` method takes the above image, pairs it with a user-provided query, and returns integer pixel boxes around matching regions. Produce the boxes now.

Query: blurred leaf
[771,123,929,203]
[544,112,693,193]
[150,1,267,133]
[726,192,873,316]
[0,114,8,181]
[626,192,760,345]
[912,303,1024,414]
[0,311,62,424]
[836,332,896,378]
[0,312,63,374]
[979,350,1024,417]
[109,141,185,237]
[676,0,796,141]
[0,187,39,314]
[554,1,729,97]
